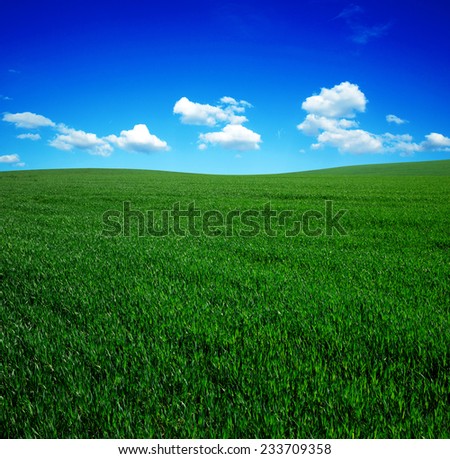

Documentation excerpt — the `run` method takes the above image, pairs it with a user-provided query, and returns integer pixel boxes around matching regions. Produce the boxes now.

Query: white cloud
[175,95,260,151]
[386,114,407,124]
[174,97,229,126]
[105,124,169,153]
[17,133,41,141]
[298,98,380,154]
[315,128,383,154]
[298,82,450,156]
[15,162,26,167]
[381,132,450,154]
[50,125,113,157]
[199,124,262,151]
[227,114,248,125]
[382,133,420,155]
[0,154,20,163]
[3,112,55,129]
[1,95,12,101]
[220,96,252,110]
[421,132,450,151]
[298,114,358,136]
[301,82,367,118]
[220,96,238,105]
[3,109,171,157]
[173,96,249,126]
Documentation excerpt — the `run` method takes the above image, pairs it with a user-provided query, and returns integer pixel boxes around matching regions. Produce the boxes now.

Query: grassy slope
[1,160,449,438]
[300,159,450,176]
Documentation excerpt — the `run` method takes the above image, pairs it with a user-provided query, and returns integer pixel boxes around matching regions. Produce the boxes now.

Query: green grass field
[1,160,449,438]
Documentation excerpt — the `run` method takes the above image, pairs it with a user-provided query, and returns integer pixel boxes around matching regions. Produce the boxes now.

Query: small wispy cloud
[0,95,12,101]
[333,4,363,21]
[8,69,20,74]
[0,154,21,163]
[334,3,390,44]
[3,112,55,129]
[386,114,408,125]
[17,133,41,141]
[0,153,25,167]
[351,23,390,45]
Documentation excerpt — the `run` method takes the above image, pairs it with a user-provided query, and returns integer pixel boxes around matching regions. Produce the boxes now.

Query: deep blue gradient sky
[1,0,449,173]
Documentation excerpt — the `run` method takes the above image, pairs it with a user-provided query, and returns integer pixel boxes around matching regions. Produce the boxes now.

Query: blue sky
[1,0,449,174]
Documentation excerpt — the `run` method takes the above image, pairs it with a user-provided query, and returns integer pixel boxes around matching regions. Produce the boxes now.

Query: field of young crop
[1,160,449,438]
